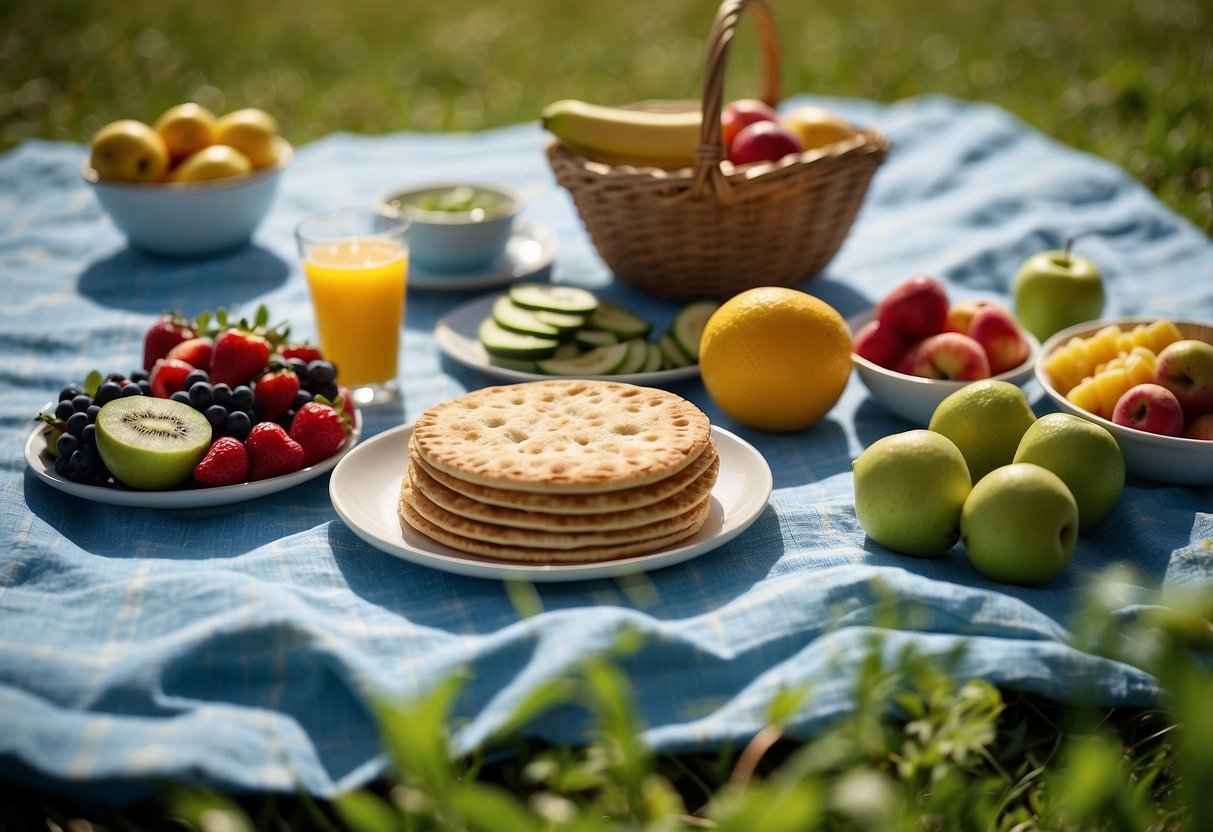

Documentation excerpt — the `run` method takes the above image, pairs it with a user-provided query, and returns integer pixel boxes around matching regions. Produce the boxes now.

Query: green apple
[928,379,1037,483]
[960,463,1078,585]
[1011,241,1104,342]
[1013,412,1124,532]
[853,429,971,557]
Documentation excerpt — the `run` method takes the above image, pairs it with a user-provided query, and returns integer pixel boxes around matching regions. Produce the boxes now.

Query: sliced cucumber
[552,341,581,359]
[575,328,619,351]
[537,342,631,376]
[508,282,599,315]
[658,332,693,369]
[615,339,650,374]
[491,295,562,338]
[671,300,719,361]
[488,354,539,373]
[479,317,560,359]
[534,309,587,334]
[588,300,653,340]
[641,342,664,373]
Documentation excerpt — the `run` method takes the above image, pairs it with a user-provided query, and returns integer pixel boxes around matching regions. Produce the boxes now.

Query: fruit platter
[27,305,361,509]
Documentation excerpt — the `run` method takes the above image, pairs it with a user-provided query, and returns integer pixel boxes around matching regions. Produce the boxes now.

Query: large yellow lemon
[171,145,252,183]
[89,119,169,183]
[212,108,279,168]
[699,287,853,432]
[154,102,216,162]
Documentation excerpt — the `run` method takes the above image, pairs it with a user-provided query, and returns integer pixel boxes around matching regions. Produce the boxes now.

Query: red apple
[1111,383,1185,437]
[722,99,778,151]
[853,319,911,369]
[728,121,803,166]
[1183,413,1213,440]
[876,275,950,340]
[968,305,1030,375]
[945,299,992,334]
[1153,339,1213,420]
[908,332,991,381]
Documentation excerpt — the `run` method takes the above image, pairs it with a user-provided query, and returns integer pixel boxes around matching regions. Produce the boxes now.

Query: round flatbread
[405,453,720,532]
[411,380,712,494]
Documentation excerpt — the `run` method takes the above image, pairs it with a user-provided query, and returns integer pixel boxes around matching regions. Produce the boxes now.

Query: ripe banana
[541,99,702,168]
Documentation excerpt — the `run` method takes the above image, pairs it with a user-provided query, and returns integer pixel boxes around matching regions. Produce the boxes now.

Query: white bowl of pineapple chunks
[1035,316,1213,485]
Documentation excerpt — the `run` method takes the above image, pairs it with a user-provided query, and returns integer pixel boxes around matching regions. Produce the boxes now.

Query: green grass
[3,0,1210,232]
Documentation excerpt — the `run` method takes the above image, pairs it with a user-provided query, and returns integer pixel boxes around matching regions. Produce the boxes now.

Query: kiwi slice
[95,397,212,490]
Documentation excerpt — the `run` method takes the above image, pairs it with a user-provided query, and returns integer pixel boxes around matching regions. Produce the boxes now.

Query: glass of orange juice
[295,208,409,407]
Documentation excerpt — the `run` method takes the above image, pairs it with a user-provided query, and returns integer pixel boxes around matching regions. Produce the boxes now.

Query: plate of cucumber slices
[434,284,717,385]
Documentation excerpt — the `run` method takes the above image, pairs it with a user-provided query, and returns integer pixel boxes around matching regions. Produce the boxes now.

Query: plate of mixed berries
[25,304,361,509]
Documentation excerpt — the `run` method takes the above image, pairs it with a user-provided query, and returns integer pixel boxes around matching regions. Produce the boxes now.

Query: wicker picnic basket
[546,0,890,301]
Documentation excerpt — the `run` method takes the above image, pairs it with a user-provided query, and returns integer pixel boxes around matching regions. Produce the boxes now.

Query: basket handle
[692,0,781,200]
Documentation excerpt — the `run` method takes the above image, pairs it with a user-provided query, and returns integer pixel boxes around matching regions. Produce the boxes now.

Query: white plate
[24,409,362,509]
[407,221,556,291]
[435,293,701,386]
[330,424,772,582]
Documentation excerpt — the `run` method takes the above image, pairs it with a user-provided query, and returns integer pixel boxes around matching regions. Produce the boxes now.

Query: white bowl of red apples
[850,275,1040,425]
[1035,316,1213,485]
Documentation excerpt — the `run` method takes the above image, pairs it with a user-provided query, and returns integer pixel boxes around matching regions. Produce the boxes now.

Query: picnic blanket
[1,94,1210,802]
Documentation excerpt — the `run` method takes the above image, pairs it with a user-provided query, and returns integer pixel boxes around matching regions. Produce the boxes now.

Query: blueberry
[184,370,210,389]
[66,412,89,437]
[170,390,192,405]
[267,357,288,372]
[129,369,149,382]
[204,404,229,429]
[72,394,92,412]
[232,385,255,411]
[59,386,81,402]
[81,424,97,447]
[189,381,214,407]
[54,454,71,477]
[86,404,101,421]
[224,410,252,441]
[137,380,152,396]
[317,382,339,401]
[94,381,123,406]
[292,390,313,410]
[69,448,95,474]
[307,360,336,386]
[57,433,81,458]
[121,384,144,397]
[287,358,309,378]
[212,384,233,408]
[54,400,75,421]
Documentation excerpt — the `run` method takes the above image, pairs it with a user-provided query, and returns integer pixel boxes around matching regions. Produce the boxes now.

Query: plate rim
[407,220,557,291]
[24,407,363,509]
[329,422,772,582]
[435,292,701,386]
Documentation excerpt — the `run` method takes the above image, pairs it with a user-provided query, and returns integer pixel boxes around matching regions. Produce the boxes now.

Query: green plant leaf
[451,782,543,832]
[333,790,406,832]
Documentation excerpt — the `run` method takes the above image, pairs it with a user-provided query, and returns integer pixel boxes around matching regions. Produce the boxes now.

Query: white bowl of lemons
[83,104,292,258]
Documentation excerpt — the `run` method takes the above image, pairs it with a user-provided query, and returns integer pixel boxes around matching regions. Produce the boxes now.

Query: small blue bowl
[377,182,522,274]
[83,137,292,258]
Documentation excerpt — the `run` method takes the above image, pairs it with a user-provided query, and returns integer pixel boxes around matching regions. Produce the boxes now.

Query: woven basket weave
[546,0,889,301]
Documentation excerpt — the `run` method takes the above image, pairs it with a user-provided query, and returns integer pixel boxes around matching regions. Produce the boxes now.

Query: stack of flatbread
[399,379,719,563]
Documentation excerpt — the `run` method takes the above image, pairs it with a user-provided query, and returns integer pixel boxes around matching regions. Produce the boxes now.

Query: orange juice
[304,238,407,387]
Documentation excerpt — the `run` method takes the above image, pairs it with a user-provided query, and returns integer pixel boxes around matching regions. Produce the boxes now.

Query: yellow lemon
[212,108,279,168]
[171,145,252,183]
[154,102,216,161]
[699,286,852,432]
[89,119,169,183]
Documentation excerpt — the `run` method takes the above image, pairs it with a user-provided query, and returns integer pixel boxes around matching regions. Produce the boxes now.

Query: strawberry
[193,437,249,486]
[165,336,214,371]
[254,369,301,421]
[142,313,195,371]
[148,358,195,398]
[210,328,271,387]
[245,422,305,480]
[282,343,325,363]
[289,400,352,467]
[336,385,358,422]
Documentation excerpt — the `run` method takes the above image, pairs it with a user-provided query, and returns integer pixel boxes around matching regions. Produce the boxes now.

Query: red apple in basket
[853,319,911,369]
[1111,383,1185,437]
[876,275,950,340]
[969,306,1030,375]
[1152,339,1213,421]
[945,299,993,334]
[722,99,778,151]
[1183,413,1213,440]
[728,121,803,166]
[908,332,991,381]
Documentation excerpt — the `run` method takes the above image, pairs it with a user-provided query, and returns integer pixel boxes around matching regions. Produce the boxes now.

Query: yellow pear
[154,102,216,162]
[89,119,170,183]
[212,108,279,168]
[171,145,253,183]
[780,105,857,151]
